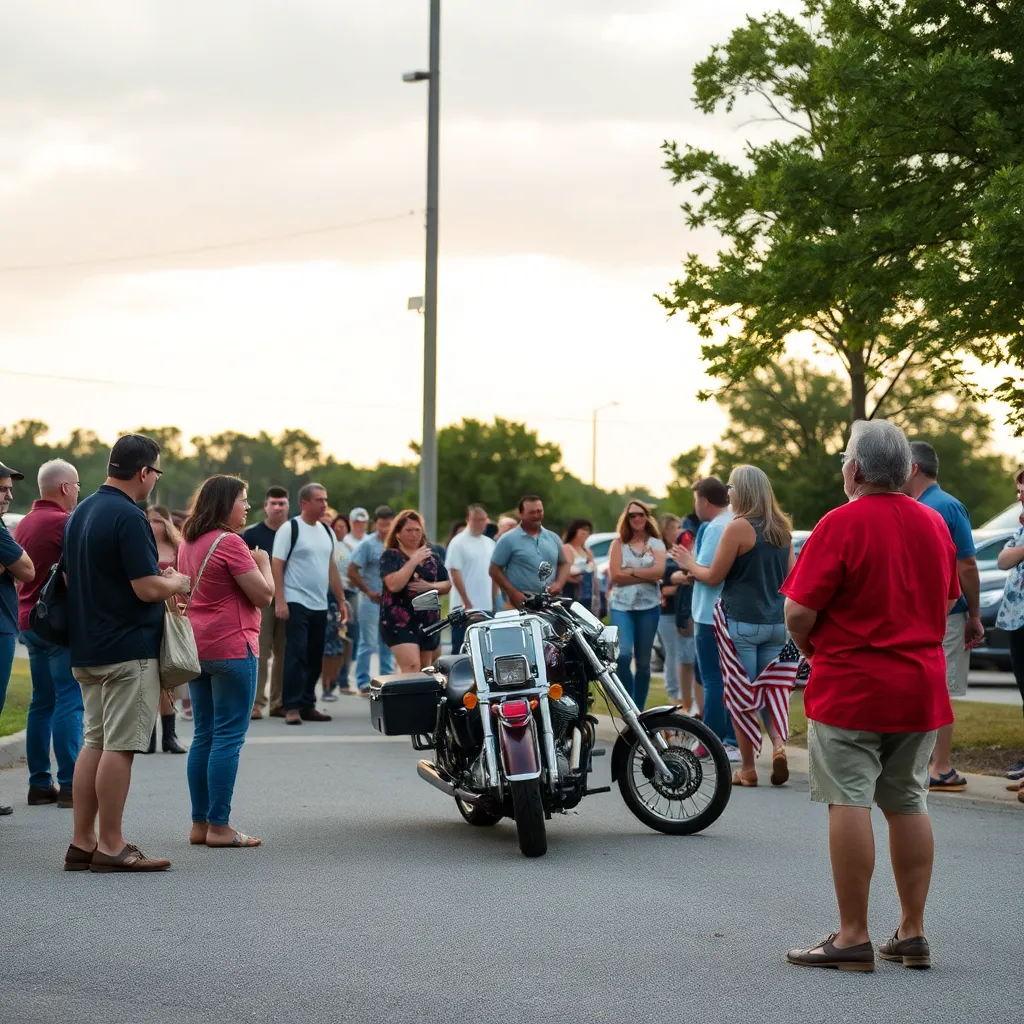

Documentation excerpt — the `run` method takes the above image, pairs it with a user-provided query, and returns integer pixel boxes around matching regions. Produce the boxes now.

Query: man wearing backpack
[271,482,347,725]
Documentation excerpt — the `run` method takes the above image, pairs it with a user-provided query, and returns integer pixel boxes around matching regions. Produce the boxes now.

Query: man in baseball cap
[0,460,35,816]
[346,508,370,551]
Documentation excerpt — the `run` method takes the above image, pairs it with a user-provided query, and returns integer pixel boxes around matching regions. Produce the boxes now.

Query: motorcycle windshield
[483,625,538,676]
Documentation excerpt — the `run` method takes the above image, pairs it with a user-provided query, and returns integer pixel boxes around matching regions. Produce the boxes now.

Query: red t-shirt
[780,492,958,733]
[177,530,260,661]
[15,499,70,631]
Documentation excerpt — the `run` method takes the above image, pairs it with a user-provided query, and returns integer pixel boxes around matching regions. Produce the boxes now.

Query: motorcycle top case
[370,673,443,736]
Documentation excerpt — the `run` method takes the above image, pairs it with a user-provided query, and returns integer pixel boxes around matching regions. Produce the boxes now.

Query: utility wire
[0,210,419,273]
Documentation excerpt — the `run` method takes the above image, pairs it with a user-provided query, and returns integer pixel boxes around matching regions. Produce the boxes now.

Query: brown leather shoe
[28,785,59,806]
[64,843,95,871]
[285,711,302,726]
[787,933,875,971]
[89,843,171,873]
[57,786,74,809]
[878,931,931,969]
[300,709,332,722]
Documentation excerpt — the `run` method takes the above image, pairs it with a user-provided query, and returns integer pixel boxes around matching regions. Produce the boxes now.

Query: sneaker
[321,691,339,703]
[724,745,742,764]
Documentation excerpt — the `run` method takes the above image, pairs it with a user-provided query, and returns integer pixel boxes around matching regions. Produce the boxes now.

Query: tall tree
[659,8,970,423]
[818,0,1024,430]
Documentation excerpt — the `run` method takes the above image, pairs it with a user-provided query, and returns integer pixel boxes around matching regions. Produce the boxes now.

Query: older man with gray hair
[781,420,959,973]
[17,459,83,808]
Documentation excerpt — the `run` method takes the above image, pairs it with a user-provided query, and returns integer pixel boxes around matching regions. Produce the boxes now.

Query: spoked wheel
[510,780,547,857]
[455,797,503,827]
[617,713,731,835]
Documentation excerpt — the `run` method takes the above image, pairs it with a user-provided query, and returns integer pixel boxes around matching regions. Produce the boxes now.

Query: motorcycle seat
[433,653,470,677]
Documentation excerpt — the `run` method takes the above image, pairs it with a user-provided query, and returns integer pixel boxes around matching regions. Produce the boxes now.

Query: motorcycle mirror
[537,561,554,582]
[411,589,441,613]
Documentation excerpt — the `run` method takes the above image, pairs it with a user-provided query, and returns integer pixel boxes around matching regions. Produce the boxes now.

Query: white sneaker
[724,745,742,763]
[321,691,340,703]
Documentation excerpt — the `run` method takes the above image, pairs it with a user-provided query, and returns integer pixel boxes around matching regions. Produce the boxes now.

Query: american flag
[712,599,804,752]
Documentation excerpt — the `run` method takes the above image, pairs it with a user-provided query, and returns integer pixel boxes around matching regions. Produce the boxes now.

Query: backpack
[285,518,335,560]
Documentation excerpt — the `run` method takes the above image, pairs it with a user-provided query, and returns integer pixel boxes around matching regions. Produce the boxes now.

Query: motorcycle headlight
[493,655,531,689]
[599,625,619,664]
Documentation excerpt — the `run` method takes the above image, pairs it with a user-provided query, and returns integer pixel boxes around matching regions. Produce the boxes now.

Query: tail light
[494,699,532,726]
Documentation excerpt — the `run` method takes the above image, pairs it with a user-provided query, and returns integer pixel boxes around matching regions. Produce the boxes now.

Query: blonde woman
[608,500,666,709]
[145,505,188,752]
[675,465,795,786]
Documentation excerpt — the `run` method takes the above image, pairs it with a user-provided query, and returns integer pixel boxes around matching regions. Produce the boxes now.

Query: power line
[0,210,419,273]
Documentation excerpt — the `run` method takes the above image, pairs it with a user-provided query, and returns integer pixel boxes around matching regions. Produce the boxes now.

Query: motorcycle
[369,563,731,857]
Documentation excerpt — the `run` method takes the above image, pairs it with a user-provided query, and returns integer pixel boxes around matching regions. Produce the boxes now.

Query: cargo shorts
[942,611,970,698]
[73,659,161,753]
[807,720,938,815]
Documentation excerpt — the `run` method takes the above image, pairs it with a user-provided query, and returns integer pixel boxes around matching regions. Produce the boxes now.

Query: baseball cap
[0,461,24,481]
[350,507,370,522]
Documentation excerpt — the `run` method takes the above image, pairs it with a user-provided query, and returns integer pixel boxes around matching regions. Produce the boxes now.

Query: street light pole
[591,401,619,488]
[404,0,441,541]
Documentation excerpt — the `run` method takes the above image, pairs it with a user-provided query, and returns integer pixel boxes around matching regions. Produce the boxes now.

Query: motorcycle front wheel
[618,712,730,836]
[510,780,547,857]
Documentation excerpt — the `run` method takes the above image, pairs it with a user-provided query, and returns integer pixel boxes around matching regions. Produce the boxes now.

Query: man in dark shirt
[0,459,36,816]
[17,459,83,809]
[242,485,290,718]
[63,433,190,873]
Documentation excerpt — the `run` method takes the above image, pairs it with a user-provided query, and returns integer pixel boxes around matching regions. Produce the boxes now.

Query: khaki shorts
[73,659,161,753]
[807,720,937,814]
[943,611,970,697]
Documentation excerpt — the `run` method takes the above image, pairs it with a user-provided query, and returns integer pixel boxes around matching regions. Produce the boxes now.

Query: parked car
[585,532,617,618]
[3,513,24,535]
[973,529,1016,571]
[979,502,1024,532]
[974,567,1012,671]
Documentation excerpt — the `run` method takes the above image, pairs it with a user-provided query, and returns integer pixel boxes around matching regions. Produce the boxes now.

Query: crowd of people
[0,424,1022,974]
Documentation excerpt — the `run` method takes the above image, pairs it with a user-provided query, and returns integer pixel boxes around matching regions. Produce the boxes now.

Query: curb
[593,714,1020,808]
[0,729,26,770]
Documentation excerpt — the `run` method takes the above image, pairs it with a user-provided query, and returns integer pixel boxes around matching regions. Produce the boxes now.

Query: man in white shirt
[271,482,346,725]
[445,504,497,653]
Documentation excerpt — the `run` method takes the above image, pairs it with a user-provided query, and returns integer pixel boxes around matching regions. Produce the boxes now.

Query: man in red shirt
[16,459,82,808]
[781,421,958,973]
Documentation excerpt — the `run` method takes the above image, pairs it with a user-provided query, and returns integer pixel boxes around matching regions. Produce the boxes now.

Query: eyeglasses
[145,465,163,477]
[839,452,850,465]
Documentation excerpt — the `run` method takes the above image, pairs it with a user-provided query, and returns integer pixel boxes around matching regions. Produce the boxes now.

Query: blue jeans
[695,622,737,746]
[610,606,661,710]
[355,595,394,690]
[657,614,680,701]
[0,632,14,716]
[21,630,83,789]
[726,619,787,683]
[187,653,258,827]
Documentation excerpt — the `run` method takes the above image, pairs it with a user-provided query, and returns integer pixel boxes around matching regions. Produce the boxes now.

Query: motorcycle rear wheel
[456,797,502,826]
[618,712,730,836]
[510,780,547,857]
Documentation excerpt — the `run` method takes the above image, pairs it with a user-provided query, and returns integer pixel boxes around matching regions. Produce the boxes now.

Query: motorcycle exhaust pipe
[416,760,481,805]
[569,727,582,772]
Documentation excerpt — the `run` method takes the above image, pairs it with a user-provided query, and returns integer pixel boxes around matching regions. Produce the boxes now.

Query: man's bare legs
[71,747,101,851]
[829,805,874,948]
[930,723,955,777]
[883,810,934,939]
[95,751,134,856]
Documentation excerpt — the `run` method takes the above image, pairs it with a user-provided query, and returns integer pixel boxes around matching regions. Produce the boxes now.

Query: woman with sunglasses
[607,500,666,709]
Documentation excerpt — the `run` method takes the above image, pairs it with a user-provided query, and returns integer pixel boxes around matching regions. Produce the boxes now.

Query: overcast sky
[0,0,1016,496]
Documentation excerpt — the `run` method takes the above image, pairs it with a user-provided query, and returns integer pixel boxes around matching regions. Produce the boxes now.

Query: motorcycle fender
[610,705,680,783]
[497,719,541,782]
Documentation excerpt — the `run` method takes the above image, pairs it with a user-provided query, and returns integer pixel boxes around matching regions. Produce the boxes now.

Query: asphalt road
[2,697,1021,1024]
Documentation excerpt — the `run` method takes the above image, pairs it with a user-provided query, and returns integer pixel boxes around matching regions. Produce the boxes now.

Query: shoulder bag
[159,532,228,691]
[29,554,69,647]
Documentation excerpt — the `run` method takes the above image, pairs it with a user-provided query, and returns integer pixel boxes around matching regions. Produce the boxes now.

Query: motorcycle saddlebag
[370,673,442,736]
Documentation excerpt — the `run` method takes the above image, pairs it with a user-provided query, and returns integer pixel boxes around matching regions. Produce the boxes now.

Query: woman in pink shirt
[178,476,274,848]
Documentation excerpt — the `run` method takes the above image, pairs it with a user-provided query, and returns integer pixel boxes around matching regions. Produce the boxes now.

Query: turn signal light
[548,684,564,701]
[463,692,478,710]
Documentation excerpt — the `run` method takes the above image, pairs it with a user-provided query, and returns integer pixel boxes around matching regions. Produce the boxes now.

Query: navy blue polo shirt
[64,485,164,667]
[918,483,975,616]
[0,519,24,636]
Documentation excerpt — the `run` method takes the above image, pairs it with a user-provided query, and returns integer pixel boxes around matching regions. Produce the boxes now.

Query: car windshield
[979,503,1024,531]
[588,538,613,559]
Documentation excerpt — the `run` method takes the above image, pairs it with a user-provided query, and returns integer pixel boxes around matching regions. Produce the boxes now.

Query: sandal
[770,750,789,787]
[206,832,262,848]
[928,770,967,792]
[732,770,758,787]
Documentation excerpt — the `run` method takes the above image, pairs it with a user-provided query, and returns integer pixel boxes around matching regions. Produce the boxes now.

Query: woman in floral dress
[380,509,451,672]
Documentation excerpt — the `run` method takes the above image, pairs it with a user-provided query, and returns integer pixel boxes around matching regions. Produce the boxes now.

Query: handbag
[159,533,228,691]
[29,554,69,647]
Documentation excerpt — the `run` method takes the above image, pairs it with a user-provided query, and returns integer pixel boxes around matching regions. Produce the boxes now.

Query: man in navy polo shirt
[0,459,36,817]
[904,441,982,793]
[63,433,191,873]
